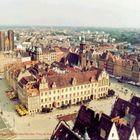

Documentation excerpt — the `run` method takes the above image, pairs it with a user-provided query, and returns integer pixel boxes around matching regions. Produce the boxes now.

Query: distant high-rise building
[8,30,14,50]
[0,31,5,51]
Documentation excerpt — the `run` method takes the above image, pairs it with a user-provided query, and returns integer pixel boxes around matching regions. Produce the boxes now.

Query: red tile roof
[57,113,77,122]
[47,68,102,89]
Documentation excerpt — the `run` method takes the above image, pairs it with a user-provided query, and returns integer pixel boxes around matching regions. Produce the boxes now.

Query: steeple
[79,34,86,52]
[80,34,86,44]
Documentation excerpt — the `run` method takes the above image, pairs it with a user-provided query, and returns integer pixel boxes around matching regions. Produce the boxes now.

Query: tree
[108,89,115,97]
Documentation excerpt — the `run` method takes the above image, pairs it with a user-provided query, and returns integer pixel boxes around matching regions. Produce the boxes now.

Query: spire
[79,34,86,53]
[80,34,86,44]
[83,127,90,140]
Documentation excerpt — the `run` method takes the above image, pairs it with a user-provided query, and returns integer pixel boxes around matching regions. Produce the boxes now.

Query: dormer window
[32,92,36,96]
[91,76,94,82]
[100,128,106,139]
[52,82,56,89]
[125,106,130,115]
[41,76,46,84]
[72,77,77,85]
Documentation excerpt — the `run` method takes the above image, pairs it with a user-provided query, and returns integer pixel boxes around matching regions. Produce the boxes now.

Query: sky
[0,0,140,27]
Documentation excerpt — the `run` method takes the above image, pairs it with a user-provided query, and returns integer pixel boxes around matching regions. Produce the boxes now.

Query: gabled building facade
[51,96,140,140]
[5,61,109,114]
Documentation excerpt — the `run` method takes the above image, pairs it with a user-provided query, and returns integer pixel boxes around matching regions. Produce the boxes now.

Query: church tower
[79,35,86,53]
[79,35,87,68]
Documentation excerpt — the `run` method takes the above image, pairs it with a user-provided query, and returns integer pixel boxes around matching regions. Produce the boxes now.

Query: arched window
[72,77,77,85]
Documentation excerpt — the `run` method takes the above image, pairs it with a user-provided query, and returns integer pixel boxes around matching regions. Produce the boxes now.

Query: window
[41,93,43,96]
[112,133,114,137]
[49,97,51,101]
[57,96,59,99]
[53,97,55,100]
[41,99,43,103]
[45,92,47,95]
[81,86,83,89]
[45,98,47,102]
[49,91,51,95]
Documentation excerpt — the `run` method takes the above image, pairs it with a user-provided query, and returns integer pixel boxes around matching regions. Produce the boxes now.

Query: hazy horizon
[0,0,140,28]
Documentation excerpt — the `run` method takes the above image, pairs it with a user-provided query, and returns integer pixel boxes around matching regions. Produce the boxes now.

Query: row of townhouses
[98,51,140,83]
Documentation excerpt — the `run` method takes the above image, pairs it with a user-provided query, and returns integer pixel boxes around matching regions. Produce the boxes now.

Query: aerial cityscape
[0,0,140,140]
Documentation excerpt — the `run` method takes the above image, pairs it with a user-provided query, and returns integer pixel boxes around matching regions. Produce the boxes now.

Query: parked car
[15,104,28,116]
[42,108,52,113]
